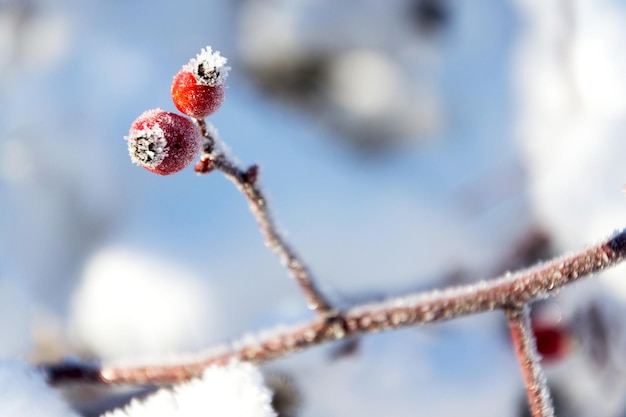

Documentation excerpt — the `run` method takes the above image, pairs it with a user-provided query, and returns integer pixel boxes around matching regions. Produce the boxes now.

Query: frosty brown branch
[506,306,554,417]
[195,119,337,317]
[43,227,626,386]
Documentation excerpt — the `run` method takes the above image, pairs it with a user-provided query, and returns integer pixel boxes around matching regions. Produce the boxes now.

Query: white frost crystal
[185,46,230,87]
[126,124,169,168]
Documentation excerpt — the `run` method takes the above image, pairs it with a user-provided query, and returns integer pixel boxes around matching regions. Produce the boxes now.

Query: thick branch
[196,119,336,317]
[506,306,554,417]
[43,228,626,386]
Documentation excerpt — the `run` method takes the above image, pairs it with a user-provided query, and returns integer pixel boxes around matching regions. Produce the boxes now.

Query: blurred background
[1,0,626,416]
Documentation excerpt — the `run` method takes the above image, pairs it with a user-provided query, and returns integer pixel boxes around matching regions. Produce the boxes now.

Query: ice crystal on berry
[126,125,168,168]
[185,46,230,87]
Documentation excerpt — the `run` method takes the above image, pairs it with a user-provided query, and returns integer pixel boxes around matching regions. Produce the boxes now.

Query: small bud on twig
[194,158,215,174]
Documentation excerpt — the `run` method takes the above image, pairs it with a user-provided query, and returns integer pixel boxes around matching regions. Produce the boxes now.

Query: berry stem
[43,228,626,386]
[195,119,337,318]
[506,306,555,417]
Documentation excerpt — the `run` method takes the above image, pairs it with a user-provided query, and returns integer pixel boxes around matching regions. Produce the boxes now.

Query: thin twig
[43,228,626,386]
[506,306,555,417]
[195,119,336,317]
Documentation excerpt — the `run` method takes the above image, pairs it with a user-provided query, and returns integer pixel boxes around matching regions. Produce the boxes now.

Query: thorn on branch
[608,228,626,255]
[244,164,260,185]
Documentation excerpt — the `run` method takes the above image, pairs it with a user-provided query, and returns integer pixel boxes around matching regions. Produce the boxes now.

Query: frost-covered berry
[171,46,230,119]
[126,109,201,175]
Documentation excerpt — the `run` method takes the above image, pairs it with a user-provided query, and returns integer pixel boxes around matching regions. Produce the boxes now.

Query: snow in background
[0,0,625,416]
[514,2,626,414]
[103,362,275,417]
[514,0,626,251]
[69,246,221,359]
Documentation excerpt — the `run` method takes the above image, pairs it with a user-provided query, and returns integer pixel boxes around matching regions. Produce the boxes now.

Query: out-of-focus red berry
[532,320,571,363]
[126,109,201,175]
[171,47,229,119]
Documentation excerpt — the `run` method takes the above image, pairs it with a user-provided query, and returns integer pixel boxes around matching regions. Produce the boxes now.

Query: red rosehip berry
[126,109,202,175]
[171,47,229,119]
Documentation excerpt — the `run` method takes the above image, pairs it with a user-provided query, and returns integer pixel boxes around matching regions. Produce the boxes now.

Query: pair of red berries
[126,47,229,175]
